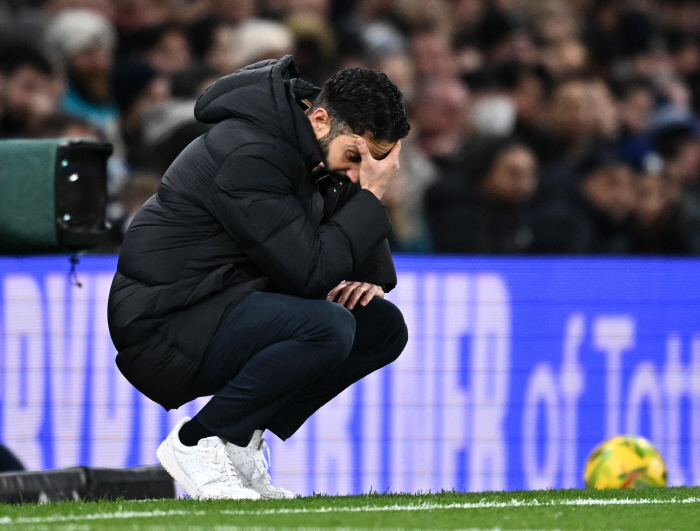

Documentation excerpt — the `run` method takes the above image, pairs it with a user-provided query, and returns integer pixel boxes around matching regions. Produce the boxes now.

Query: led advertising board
[1,256,699,494]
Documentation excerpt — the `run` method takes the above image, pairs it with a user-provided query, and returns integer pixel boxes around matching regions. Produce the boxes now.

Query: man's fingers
[329,282,384,308]
[386,139,402,162]
[346,283,371,310]
[356,139,373,163]
[327,282,346,301]
[379,140,401,175]
[358,138,401,165]
[336,282,360,306]
[359,288,376,307]
[361,285,384,306]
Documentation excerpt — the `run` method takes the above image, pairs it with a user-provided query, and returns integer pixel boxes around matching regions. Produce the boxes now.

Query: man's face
[582,163,635,222]
[481,146,538,205]
[309,108,394,183]
[3,66,62,130]
[413,80,469,137]
[70,44,113,76]
[550,80,591,140]
[320,132,394,183]
[634,174,669,228]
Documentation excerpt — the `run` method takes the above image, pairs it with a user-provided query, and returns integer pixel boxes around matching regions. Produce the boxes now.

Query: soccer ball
[584,435,667,489]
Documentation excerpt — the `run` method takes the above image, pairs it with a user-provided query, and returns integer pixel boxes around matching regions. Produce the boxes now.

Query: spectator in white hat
[207,19,294,75]
[44,8,118,131]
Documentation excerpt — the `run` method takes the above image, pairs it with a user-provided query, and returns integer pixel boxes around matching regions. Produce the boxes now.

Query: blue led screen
[0,255,699,494]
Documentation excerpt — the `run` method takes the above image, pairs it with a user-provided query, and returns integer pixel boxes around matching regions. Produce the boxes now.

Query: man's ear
[308,108,331,138]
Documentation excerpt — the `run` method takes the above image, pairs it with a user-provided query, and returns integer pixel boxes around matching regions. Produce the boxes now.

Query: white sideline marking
[1,496,699,525]
[52,527,570,531]
[83,527,570,531]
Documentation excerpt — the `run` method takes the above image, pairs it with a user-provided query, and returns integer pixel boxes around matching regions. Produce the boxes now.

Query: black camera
[0,138,112,253]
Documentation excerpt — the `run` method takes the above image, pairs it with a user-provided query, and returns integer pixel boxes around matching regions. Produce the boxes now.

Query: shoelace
[202,442,241,487]
[251,438,272,484]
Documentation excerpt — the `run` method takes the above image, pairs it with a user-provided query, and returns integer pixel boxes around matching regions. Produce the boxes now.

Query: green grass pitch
[2,487,700,531]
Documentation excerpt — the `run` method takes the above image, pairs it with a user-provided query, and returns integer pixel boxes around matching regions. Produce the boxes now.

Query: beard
[317,130,332,161]
[315,131,351,182]
[314,120,355,180]
[316,131,343,178]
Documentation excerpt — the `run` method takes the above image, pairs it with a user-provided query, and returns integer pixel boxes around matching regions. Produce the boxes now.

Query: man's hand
[357,138,401,200]
[327,281,385,310]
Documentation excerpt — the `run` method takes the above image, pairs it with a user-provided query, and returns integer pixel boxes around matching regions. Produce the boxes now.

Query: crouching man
[108,55,409,500]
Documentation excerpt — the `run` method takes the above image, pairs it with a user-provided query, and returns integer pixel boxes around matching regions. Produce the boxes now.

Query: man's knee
[361,298,408,364]
[306,301,356,364]
[382,300,408,363]
[325,301,356,353]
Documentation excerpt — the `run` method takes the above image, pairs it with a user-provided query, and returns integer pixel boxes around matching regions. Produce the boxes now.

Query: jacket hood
[194,55,321,154]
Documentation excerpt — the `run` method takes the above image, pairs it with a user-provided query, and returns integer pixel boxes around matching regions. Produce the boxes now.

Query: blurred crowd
[1,0,700,254]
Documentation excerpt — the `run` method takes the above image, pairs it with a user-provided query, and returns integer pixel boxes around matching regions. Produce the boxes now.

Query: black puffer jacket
[108,56,396,410]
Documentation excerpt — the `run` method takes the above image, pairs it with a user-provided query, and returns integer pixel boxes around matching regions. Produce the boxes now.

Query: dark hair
[34,113,101,139]
[610,76,654,101]
[470,137,535,184]
[112,60,160,115]
[575,147,631,181]
[171,62,218,98]
[310,68,410,143]
[0,42,55,77]
[475,7,521,54]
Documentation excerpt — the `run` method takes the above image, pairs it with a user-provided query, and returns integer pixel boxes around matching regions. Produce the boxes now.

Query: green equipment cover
[0,138,112,253]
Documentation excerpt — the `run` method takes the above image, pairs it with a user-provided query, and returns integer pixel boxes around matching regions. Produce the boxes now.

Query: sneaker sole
[243,480,295,499]
[254,487,295,499]
[259,492,295,499]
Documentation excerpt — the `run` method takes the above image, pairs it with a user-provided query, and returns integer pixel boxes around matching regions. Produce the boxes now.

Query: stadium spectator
[469,80,518,139]
[475,6,536,68]
[587,79,620,144]
[535,149,636,254]
[41,0,115,20]
[0,42,63,138]
[411,77,471,176]
[649,106,700,194]
[537,77,602,202]
[426,138,539,254]
[112,59,170,165]
[614,78,656,172]
[285,13,337,86]
[44,8,119,131]
[111,0,169,33]
[133,97,211,175]
[526,0,580,46]
[33,112,102,140]
[207,19,295,75]
[468,61,554,164]
[209,0,257,26]
[130,23,194,76]
[170,62,219,99]
[382,139,438,253]
[374,51,417,106]
[411,30,458,80]
[631,169,700,254]
[546,78,596,161]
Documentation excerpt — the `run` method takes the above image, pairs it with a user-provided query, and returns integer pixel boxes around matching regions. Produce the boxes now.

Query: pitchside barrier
[0,465,174,503]
[1,255,699,495]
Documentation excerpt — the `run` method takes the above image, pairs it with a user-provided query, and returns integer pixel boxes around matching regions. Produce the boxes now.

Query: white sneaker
[226,430,295,499]
[156,417,261,500]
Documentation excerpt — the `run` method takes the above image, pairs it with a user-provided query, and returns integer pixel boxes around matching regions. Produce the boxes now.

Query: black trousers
[190,292,408,446]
